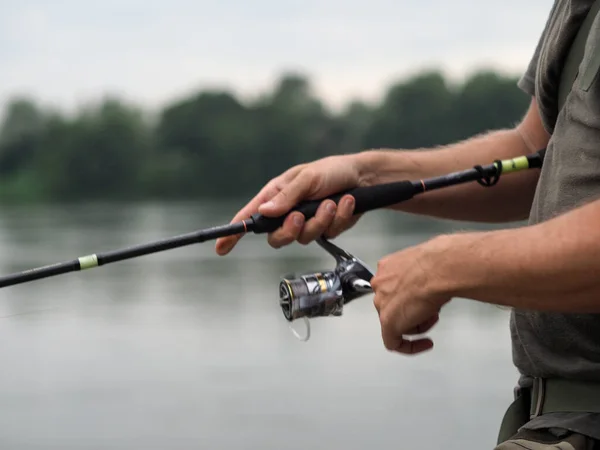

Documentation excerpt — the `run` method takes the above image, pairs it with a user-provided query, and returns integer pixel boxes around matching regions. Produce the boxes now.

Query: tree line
[0,69,529,203]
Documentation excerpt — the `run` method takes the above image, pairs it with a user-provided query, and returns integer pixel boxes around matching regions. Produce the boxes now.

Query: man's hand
[372,194,600,353]
[371,238,454,354]
[215,154,375,255]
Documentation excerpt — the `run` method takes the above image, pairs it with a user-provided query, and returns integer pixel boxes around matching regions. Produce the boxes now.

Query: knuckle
[379,310,395,331]
[324,226,340,239]
[268,231,295,248]
[335,214,352,228]
[290,163,306,175]
[267,237,282,249]
[318,204,354,240]
[373,297,380,312]
[297,233,314,245]
[297,223,320,245]
[379,313,389,330]
[304,169,324,195]
[327,215,343,230]
[313,213,333,230]
[382,336,396,351]
[266,185,280,199]
[276,189,289,202]
[372,292,379,304]
[378,285,392,297]
[304,214,333,237]
[370,275,380,290]
[302,167,317,182]
[281,232,296,244]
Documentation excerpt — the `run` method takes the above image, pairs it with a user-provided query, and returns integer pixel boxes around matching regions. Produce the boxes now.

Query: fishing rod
[0,149,545,323]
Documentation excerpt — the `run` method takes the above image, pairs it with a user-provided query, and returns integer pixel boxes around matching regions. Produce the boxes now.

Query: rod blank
[0,150,545,289]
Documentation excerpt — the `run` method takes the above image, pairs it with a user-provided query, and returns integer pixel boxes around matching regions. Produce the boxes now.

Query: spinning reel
[278,237,374,325]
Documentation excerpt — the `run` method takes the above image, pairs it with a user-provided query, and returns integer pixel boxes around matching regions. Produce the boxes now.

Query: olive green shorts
[495,428,598,450]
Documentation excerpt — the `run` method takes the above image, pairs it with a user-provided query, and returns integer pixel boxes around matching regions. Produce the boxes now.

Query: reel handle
[250,180,417,234]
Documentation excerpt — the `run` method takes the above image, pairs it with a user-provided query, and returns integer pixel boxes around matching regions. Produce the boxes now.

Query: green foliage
[0,69,529,203]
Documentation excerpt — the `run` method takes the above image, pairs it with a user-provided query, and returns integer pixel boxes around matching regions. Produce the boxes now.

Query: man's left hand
[371,236,454,355]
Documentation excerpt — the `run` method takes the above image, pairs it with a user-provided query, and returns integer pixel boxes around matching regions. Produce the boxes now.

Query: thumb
[258,172,315,217]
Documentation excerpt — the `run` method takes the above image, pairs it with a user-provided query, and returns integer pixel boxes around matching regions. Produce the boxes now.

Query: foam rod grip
[251,180,417,234]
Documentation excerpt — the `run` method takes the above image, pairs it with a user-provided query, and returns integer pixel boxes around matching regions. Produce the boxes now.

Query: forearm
[355,128,541,223]
[436,199,600,312]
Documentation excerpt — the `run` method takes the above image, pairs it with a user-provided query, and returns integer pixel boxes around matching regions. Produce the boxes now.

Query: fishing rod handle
[249,148,546,234]
[250,180,418,234]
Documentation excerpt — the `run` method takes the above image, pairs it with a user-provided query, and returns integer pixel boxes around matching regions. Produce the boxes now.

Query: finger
[378,305,436,350]
[394,337,434,355]
[379,310,404,351]
[324,195,360,239]
[258,168,320,217]
[403,313,439,335]
[214,183,279,255]
[297,200,337,245]
[380,311,435,353]
[371,279,392,313]
[215,165,306,255]
[372,291,382,315]
[267,212,306,248]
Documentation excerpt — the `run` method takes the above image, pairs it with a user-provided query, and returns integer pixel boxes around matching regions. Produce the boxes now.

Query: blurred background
[0,0,552,449]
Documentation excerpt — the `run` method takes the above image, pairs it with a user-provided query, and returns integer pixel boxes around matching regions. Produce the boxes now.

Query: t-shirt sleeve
[518,41,542,96]
[517,2,558,96]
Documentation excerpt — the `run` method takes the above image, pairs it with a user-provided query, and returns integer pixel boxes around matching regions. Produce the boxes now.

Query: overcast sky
[0,0,554,113]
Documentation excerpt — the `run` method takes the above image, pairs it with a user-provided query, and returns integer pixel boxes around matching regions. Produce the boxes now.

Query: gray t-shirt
[512,0,600,439]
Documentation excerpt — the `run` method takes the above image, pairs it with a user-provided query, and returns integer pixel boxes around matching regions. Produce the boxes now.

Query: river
[0,202,521,449]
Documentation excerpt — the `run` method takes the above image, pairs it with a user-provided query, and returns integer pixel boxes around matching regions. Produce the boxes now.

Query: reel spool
[278,237,374,323]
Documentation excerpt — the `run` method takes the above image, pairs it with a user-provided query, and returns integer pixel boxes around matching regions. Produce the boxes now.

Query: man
[215,0,600,448]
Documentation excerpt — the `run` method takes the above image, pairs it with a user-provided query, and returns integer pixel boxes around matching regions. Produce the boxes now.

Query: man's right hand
[215,153,372,255]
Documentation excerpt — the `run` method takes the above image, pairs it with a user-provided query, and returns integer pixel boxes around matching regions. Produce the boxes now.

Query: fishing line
[289,316,311,341]
[0,306,62,319]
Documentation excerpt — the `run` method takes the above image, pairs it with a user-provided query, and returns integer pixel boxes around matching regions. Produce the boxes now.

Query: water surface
[0,202,519,449]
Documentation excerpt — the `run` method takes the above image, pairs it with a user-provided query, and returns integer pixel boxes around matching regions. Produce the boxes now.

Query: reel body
[279,238,374,321]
